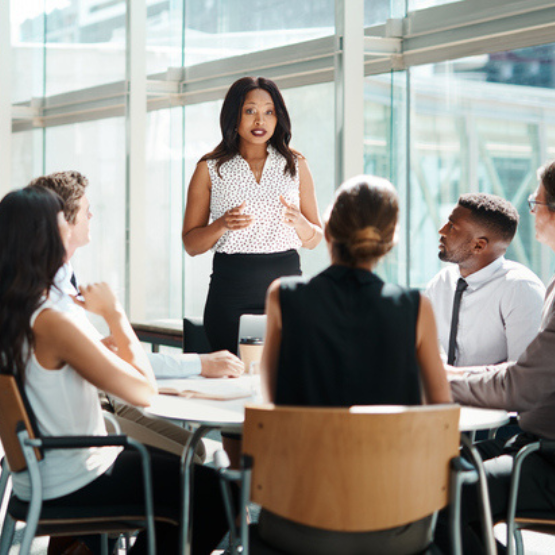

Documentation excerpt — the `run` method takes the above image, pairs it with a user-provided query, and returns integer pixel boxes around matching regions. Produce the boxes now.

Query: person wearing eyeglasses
[439,160,555,553]
[426,193,544,368]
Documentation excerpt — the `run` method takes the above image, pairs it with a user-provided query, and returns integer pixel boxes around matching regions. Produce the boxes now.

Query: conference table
[145,377,509,555]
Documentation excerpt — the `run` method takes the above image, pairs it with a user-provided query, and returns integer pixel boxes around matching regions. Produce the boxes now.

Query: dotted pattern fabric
[208,145,302,254]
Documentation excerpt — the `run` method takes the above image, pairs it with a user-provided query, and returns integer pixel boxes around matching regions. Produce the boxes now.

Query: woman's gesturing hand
[221,201,255,230]
[280,195,318,245]
[280,195,304,228]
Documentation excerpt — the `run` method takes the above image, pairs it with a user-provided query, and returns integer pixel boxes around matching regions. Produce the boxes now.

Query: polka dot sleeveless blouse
[208,145,302,254]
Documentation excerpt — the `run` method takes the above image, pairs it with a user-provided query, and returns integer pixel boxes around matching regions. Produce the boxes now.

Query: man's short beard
[438,250,449,262]
[438,245,473,265]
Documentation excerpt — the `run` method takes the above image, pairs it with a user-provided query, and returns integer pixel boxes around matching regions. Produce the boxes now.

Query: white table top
[458,406,509,432]
[145,377,510,433]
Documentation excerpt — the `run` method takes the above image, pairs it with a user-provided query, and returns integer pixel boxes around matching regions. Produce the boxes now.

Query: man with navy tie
[426,193,544,367]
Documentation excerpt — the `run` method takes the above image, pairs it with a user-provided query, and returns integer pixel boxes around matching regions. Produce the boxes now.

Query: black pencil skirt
[203,250,301,354]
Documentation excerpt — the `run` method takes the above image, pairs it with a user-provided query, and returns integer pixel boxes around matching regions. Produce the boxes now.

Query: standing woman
[182,76,322,354]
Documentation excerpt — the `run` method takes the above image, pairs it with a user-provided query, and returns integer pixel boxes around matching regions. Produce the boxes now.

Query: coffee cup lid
[239,337,264,345]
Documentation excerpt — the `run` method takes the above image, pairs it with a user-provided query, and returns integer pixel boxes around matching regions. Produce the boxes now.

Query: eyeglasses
[528,194,553,212]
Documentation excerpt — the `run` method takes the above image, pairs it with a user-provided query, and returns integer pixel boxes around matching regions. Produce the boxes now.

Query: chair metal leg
[0,513,16,555]
[460,434,497,555]
[181,425,210,555]
[514,528,524,555]
[101,533,109,555]
[506,443,541,555]
[0,457,10,513]
[19,430,45,555]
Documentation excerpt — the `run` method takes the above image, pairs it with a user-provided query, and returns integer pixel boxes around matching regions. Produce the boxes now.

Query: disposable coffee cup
[239,337,264,374]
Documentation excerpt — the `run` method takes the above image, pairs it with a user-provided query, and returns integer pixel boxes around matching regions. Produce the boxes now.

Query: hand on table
[199,350,244,378]
[221,201,255,231]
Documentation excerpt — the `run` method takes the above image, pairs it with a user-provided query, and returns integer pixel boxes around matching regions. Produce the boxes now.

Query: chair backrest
[237,314,266,351]
[243,403,460,532]
[0,374,42,473]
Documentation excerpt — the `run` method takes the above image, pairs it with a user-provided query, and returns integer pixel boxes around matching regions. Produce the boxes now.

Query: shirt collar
[53,262,76,294]
[458,256,504,290]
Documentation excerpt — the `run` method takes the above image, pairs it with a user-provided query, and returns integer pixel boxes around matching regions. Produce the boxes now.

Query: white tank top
[208,145,302,254]
[11,299,121,501]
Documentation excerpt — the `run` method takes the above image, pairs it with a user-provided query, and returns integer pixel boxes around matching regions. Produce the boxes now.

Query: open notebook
[158,386,251,401]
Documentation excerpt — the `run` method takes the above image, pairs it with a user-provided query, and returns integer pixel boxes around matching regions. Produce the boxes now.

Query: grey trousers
[108,400,206,463]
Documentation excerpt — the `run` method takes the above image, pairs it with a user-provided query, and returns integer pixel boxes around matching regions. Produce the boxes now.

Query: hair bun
[352,226,382,244]
[348,226,391,260]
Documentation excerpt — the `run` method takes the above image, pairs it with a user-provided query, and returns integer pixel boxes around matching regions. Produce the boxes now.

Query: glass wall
[44,118,126,297]
[8,0,555,323]
[145,106,185,319]
[406,47,555,287]
[182,0,335,67]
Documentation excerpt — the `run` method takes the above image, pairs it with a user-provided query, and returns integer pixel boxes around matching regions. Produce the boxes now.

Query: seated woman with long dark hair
[261,174,451,407]
[0,186,229,554]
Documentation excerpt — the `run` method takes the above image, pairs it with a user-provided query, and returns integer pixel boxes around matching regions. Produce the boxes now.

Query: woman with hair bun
[261,174,451,407]
[182,76,322,355]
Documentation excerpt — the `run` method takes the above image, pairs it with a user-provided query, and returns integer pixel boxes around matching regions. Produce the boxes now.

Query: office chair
[0,374,157,555]
[216,404,487,555]
[501,438,555,555]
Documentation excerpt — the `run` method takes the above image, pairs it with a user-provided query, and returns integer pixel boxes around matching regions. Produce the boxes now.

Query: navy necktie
[447,278,469,366]
[70,272,78,293]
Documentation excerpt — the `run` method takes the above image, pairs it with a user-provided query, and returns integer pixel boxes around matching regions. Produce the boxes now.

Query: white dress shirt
[425,257,545,366]
[51,263,201,378]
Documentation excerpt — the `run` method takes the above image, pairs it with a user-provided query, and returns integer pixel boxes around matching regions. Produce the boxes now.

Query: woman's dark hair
[326,175,399,267]
[0,186,65,380]
[200,76,297,177]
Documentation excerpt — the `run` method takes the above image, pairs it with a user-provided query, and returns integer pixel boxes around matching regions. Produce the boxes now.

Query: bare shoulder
[188,160,212,191]
[291,148,305,160]
[194,159,210,179]
[33,308,81,340]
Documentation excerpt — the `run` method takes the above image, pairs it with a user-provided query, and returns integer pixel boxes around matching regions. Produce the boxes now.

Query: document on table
[157,377,256,401]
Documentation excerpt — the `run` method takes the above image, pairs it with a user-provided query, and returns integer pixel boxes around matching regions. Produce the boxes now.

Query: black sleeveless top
[275,265,422,407]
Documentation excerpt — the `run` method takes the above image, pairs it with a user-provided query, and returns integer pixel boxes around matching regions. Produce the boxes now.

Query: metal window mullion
[125,0,147,318]
[0,0,12,194]
[335,0,364,187]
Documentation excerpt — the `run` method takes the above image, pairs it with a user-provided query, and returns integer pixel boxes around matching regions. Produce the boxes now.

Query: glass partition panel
[11,129,43,188]
[408,0,462,10]
[183,99,222,318]
[144,106,185,320]
[146,0,183,75]
[365,0,406,25]
[44,118,126,298]
[409,48,555,288]
[183,0,334,67]
[11,0,45,103]
[364,71,408,285]
[43,0,127,96]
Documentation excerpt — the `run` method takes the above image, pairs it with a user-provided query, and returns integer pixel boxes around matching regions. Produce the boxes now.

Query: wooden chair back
[0,374,42,472]
[243,404,460,532]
